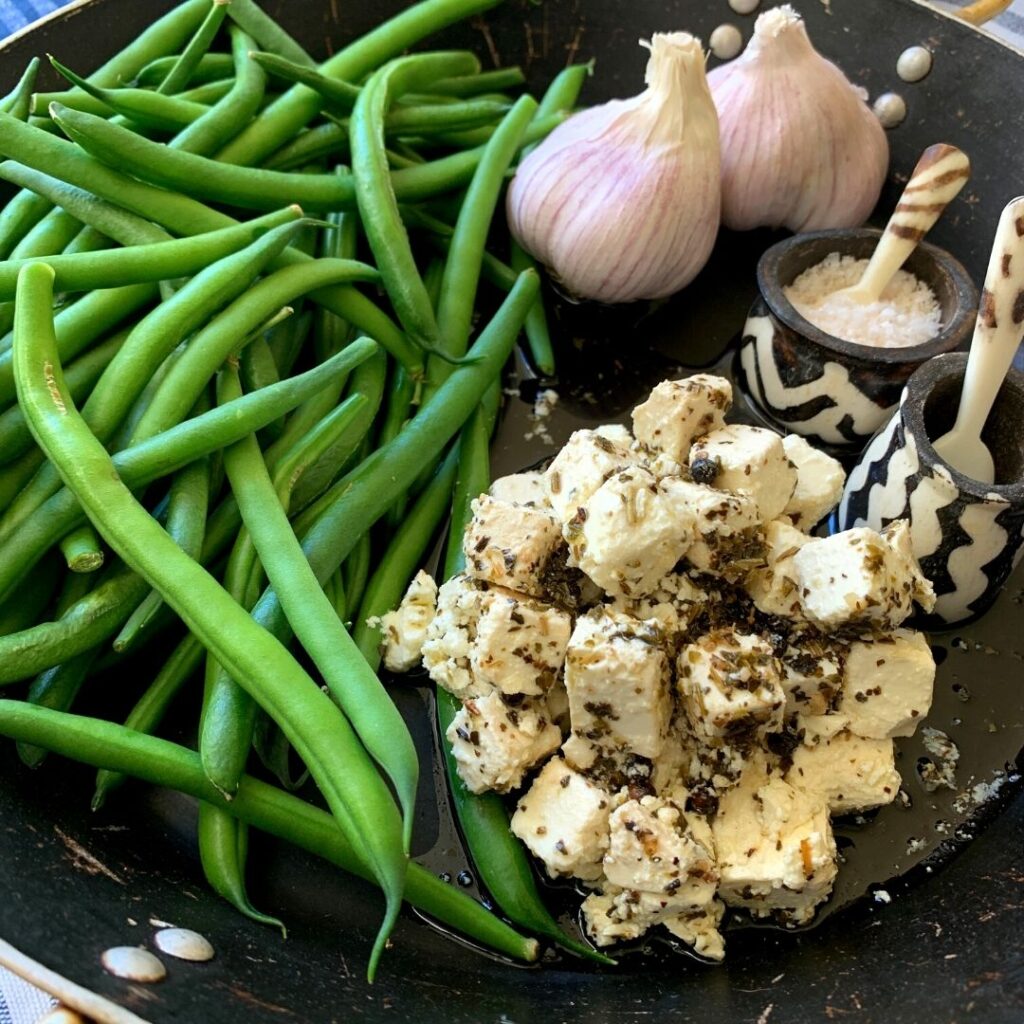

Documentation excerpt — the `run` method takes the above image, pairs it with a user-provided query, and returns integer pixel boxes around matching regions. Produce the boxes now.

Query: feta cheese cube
[594,423,634,446]
[672,480,764,579]
[662,899,726,961]
[837,628,935,738]
[463,494,563,597]
[713,766,837,924]
[374,570,438,673]
[510,757,613,880]
[563,609,673,773]
[488,471,550,509]
[791,525,931,630]
[445,690,560,794]
[631,374,732,463]
[881,519,936,614]
[545,428,635,523]
[689,424,797,522]
[422,574,487,699]
[567,467,698,599]
[677,629,785,740]
[745,518,810,619]
[782,434,846,530]
[778,632,845,716]
[787,730,901,814]
[470,587,572,697]
[609,572,707,638]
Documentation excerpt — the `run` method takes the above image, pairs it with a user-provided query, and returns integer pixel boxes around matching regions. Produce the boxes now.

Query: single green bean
[342,530,372,616]
[266,308,312,378]
[249,52,359,110]
[0,448,46,514]
[431,67,527,97]
[0,190,52,260]
[218,364,419,851]
[52,566,97,620]
[135,52,234,89]
[0,552,59,637]
[225,0,314,69]
[15,264,405,979]
[171,27,267,157]
[0,339,379,604]
[262,122,347,172]
[0,700,538,963]
[8,208,82,262]
[177,78,235,105]
[59,525,104,573]
[0,58,40,120]
[61,225,112,257]
[158,0,230,95]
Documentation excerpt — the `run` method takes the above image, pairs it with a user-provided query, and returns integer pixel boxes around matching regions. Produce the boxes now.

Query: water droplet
[456,870,474,887]
[438,871,452,883]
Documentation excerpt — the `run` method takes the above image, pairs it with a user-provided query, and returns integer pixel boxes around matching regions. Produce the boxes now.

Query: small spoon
[838,143,971,304]
[932,196,1024,484]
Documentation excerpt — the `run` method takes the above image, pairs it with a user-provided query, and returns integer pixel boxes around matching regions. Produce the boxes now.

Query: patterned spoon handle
[850,143,971,302]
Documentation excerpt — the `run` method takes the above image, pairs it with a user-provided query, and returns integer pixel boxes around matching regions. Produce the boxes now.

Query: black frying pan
[1,2,1023,1021]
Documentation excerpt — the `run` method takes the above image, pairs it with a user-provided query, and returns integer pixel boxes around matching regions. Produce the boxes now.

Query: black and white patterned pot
[839,353,1024,627]
[737,229,977,450]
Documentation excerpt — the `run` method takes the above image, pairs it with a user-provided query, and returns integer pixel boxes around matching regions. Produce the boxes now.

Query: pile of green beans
[0,0,594,983]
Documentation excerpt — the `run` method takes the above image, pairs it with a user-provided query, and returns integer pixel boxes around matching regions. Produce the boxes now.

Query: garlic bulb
[708,5,888,232]
[507,33,720,304]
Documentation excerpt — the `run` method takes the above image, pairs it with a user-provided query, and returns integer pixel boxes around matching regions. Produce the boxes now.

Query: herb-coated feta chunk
[462,494,562,598]
[510,757,613,881]
[836,629,935,738]
[610,572,707,640]
[791,525,931,630]
[422,574,486,699]
[689,424,797,522]
[374,570,438,672]
[562,609,673,774]
[545,428,635,523]
[674,481,765,580]
[778,631,845,716]
[662,900,726,961]
[787,730,901,814]
[881,519,936,614]
[593,423,634,446]
[782,434,846,530]
[488,471,550,509]
[713,767,837,924]
[445,690,560,795]
[471,587,572,697]
[677,629,785,740]
[631,374,732,463]
[744,518,810,619]
[567,467,699,599]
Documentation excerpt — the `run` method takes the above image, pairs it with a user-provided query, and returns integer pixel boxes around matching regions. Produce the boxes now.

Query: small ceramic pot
[737,229,977,450]
[838,353,1024,626]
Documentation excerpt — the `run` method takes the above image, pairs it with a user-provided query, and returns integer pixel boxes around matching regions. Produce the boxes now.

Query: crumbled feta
[782,434,846,530]
[744,518,809,619]
[672,481,764,580]
[593,423,634,446]
[563,609,673,775]
[792,525,928,630]
[663,899,726,960]
[567,467,698,599]
[837,629,935,738]
[689,424,797,522]
[881,519,936,614]
[374,570,438,672]
[610,572,707,639]
[713,765,837,924]
[677,629,785,740]
[631,374,732,463]
[489,471,551,509]
[510,757,613,880]
[545,428,635,523]
[787,730,901,814]
[445,690,560,794]
[462,494,563,598]
[422,574,487,699]
[778,631,845,716]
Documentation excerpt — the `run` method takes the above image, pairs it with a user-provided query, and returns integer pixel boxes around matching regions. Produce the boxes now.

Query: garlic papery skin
[506,33,720,304]
[708,5,888,233]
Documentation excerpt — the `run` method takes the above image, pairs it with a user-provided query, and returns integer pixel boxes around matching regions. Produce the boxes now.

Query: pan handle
[952,0,1013,24]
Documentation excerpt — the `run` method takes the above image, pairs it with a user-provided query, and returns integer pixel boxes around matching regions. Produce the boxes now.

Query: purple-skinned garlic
[708,5,888,232]
[506,33,720,304]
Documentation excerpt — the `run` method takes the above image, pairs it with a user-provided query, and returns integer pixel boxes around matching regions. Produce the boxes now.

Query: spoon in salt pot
[836,143,971,303]
[932,196,1024,483]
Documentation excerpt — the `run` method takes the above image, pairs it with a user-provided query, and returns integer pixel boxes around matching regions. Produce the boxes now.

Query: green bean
[388,99,511,135]
[0,206,303,301]
[0,327,128,463]
[225,0,314,69]
[431,67,527,97]
[171,27,266,158]
[177,78,235,105]
[249,52,359,111]
[266,308,312,378]
[158,0,230,95]
[0,700,538,963]
[92,632,204,809]
[198,803,285,934]
[351,53,478,352]
[343,530,372,616]
[0,58,40,120]
[216,0,500,166]
[0,190,52,260]
[0,339,378,604]
[218,364,419,852]
[16,265,405,979]
[130,258,380,444]
[61,225,112,257]
[46,58,213,132]
[52,567,97,620]
[0,448,45,514]
[29,92,111,118]
[262,122,347,172]
[116,458,210,651]
[59,525,104,574]
[135,52,234,89]
[0,552,59,637]
[8,208,81,262]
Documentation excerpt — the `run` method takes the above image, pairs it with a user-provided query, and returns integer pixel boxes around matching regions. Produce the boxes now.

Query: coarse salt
[783,252,941,348]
